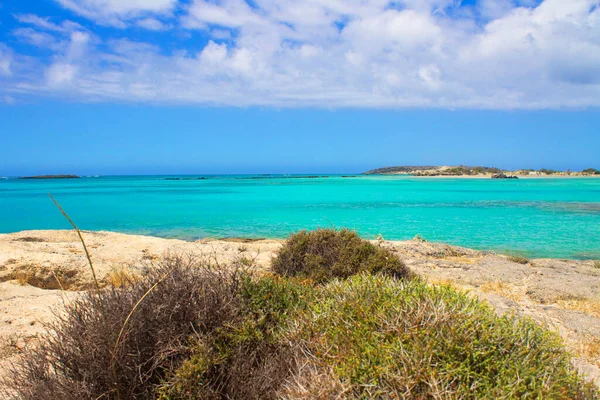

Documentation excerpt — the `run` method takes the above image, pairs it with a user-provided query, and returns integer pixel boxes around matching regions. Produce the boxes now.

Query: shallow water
[1,175,598,259]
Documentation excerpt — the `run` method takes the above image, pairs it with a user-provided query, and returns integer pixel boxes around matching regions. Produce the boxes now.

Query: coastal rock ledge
[491,173,518,179]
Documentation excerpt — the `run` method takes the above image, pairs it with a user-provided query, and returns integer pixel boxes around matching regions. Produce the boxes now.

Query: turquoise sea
[0,175,598,259]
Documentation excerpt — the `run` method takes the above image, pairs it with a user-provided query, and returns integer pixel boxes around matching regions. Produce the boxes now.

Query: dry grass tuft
[14,271,35,286]
[15,237,45,243]
[278,362,351,399]
[557,298,600,319]
[480,280,524,302]
[141,249,159,261]
[426,277,465,290]
[104,266,141,288]
[577,335,600,367]
[0,334,33,358]
[507,254,530,264]
[442,255,479,264]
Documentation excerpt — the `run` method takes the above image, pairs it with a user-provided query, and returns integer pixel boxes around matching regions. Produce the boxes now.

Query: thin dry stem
[48,194,101,294]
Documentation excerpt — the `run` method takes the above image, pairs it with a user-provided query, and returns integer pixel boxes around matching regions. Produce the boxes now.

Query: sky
[0,0,599,175]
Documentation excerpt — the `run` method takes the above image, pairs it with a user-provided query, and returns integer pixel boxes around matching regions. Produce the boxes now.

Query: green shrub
[539,168,560,175]
[286,274,598,399]
[582,168,600,175]
[443,166,472,175]
[157,275,313,399]
[272,228,413,283]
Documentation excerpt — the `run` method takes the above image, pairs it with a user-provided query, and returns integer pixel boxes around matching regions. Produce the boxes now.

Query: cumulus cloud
[1,0,599,108]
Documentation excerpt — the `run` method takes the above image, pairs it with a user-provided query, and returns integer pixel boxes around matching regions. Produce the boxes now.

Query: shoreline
[1,229,595,261]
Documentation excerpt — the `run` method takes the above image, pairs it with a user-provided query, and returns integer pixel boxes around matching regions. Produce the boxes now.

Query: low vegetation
[364,165,600,176]
[556,297,600,319]
[582,168,600,175]
[3,229,598,399]
[272,228,413,283]
[288,275,593,398]
[104,266,141,288]
[507,254,530,264]
[4,257,253,400]
[157,275,311,399]
[363,166,438,174]
[539,168,560,175]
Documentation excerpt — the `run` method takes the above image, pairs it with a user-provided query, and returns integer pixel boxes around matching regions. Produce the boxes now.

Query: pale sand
[1,230,599,385]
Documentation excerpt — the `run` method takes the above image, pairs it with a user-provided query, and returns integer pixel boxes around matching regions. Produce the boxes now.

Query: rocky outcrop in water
[19,175,80,179]
[491,173,518,179]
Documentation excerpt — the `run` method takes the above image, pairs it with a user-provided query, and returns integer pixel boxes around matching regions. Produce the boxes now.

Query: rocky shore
[1,230,599,385]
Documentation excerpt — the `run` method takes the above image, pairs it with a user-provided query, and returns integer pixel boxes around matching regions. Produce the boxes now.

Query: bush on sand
[272,228,413,283]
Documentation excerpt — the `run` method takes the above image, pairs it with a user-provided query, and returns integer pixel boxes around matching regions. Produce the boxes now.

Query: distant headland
[18,175,81,180]
[363,166,600,178]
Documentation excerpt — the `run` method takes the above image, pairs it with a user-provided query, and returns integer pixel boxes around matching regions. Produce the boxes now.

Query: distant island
[19,175,81,180]
[363,166,600,178]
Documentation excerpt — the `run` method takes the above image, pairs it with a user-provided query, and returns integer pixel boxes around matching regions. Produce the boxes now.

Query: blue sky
[0,0,599,174]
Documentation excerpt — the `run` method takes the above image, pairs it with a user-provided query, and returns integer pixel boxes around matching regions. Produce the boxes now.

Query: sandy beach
[1,229,599,386]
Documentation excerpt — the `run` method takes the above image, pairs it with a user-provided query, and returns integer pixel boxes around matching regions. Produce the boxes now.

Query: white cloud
[0,60,10,77]
[66,31,90,58]
[184,0,265,28]
[199,41,228,64]
[136,18,167,31]
[2,0,599,108]
[56,0,177,26]
[210,28,233,40]
[342,9,442,53]
[41,31,90,87]
[419,65,442,90]
[0,46,11,77]
[299,44,321,58]
[15,14,83,32]
[46,63,76,85]
[13,28,62,49]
